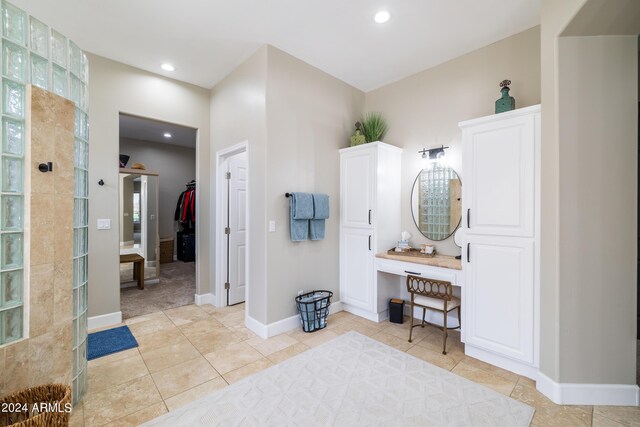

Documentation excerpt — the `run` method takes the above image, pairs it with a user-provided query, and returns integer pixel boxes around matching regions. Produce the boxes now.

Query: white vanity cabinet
[459,105,540,379]
[339,142,402,320]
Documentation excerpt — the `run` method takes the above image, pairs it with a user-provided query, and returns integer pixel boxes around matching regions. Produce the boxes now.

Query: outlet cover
[97,219,111,230]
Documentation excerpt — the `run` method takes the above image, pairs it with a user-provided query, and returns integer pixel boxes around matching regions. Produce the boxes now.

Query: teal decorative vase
[495,79,515,114]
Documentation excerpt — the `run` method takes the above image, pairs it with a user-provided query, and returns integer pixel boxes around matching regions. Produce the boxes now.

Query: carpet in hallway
[120,261,195,319]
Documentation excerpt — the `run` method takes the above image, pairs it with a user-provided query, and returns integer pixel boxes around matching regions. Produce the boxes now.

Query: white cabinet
[340,227,374,310]
[339,142,402,320]
[459,105,540,378]
[462,110,535,237]
[340,149,375,229]
[465,236,534,364]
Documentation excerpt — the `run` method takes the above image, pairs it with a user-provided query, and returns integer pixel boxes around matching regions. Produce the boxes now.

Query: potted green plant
[360,112,389,143]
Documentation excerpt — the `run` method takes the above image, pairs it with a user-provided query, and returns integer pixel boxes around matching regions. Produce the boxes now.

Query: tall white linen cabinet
[459,105,541,379]
[339,142,402,321]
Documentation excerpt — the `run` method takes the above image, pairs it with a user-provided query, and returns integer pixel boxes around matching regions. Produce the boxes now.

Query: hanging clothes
[175,181,196,230]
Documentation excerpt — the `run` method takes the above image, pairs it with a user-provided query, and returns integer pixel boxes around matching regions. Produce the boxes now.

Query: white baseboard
[536,372,640,406]
[465,345,539,381]
[245,302,344,340]
[245,314,268,339]
[120,240,134,247]
[342,303,385,323]
[194,293,214,305]
[330,301,343,315]
[264,314,300,338]
[88,311,122,331]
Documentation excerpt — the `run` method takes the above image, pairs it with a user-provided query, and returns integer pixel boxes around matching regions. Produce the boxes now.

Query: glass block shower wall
[0,0,90,404]
[419,164,454,240]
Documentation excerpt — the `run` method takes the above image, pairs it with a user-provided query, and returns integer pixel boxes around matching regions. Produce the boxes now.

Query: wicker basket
[0,384,71,427]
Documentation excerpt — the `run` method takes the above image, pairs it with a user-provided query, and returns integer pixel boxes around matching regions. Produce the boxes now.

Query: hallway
[120,262,196,319]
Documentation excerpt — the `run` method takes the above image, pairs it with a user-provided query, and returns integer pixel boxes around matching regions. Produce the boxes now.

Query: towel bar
[285,193,293,197]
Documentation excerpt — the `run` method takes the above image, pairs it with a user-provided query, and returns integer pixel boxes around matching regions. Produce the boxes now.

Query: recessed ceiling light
[161,63,175,72]
[163,132,172,138]
[374,10,390,24]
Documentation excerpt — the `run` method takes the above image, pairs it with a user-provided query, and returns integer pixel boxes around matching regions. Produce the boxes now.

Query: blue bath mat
[88,325,138,360]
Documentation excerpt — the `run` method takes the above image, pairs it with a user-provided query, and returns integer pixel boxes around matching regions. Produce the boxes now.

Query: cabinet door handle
[368,235,372,251]
[467,243,470,263]
[467,208,470,228]
[404,270,421,276]
[368,209,372,225]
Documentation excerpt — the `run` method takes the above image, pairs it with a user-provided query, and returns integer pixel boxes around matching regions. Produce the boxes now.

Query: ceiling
[13,0,540,92]
[119,114,197,148]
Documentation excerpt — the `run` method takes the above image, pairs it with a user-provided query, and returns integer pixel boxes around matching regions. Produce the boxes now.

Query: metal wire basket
[295,290,333,333]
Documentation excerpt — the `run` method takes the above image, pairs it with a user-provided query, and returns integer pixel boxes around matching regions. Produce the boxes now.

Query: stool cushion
[414,295,461,311]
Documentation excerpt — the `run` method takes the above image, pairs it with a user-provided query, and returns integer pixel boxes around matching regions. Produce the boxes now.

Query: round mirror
[410,165,462,241]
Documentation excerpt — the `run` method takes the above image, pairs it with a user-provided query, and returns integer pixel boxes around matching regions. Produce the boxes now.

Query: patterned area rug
[143,331,534,426]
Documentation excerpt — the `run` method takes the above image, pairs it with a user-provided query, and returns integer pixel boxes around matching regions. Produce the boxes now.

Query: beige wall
[540,0,640,387]
[119,138,196,243]
[365,27,541,255]
[87,54,211,318]
[539,0,588,382]
[0,87,75,396]
[209,45,364,324]
[210,46,269,323]
[539,0,588,383]
[557,34,637,384]
[265,46,365,323]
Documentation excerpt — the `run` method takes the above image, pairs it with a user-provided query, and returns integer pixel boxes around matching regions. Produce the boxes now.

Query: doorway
[118,113,199,319]
[216,142,249,308]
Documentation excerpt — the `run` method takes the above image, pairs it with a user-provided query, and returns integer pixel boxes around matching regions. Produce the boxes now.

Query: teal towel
[290,193,310,241]
[291,192,314,219]
[310,193,329,240]
[310,219,325,240]
[312,193,329,219]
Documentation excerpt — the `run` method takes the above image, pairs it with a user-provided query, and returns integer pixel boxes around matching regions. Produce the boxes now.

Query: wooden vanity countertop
[375,252,462,270]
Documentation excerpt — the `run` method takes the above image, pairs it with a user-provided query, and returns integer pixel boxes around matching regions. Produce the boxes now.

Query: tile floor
[70,304,640,426]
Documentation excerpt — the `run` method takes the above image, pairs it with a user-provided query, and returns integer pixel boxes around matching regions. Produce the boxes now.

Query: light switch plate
[269,220,276,232]
[97,219,111,230]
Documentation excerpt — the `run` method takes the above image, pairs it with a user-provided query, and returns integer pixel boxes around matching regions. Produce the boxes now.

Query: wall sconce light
[419,145,449,167]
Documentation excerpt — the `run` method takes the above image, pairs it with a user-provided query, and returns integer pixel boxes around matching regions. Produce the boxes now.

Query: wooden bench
[120,253,145,289]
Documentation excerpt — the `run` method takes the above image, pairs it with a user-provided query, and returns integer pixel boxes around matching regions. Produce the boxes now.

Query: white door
[340,227,374,311]
[340,149,375,229]
[463,114,535,237]
[465,236,534,364]
[226,152,247,305]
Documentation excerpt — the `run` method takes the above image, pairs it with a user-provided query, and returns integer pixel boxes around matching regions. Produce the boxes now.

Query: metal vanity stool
[406,275,460,354]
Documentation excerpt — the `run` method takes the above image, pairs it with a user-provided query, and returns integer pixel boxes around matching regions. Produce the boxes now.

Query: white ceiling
[13,0,540,92]
[119,114,197,148]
